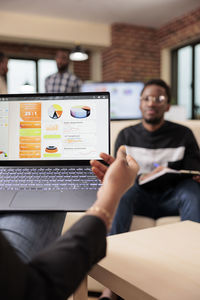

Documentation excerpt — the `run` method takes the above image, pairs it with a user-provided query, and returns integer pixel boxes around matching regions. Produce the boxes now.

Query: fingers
[116,146,139,173]
[91,146,139,186]
[90,159,107,173]
[90,153,115,182]
[91,167,105,182]
[193,175,200,183]
[151,165,165,175]
[126,154,139,172]
[99,152,115,165]
[90,159,108,182]
[116,145,127,159]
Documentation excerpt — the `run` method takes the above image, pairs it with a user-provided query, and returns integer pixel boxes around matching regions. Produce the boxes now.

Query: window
[171,41,200,119]
[7,59,36,93]
[7,58,57,94]
[194,44,200,119]
[177,46,192,119]
[38,59,57,92]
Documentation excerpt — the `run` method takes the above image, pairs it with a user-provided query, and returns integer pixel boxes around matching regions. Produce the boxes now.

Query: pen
[153,163,160,168]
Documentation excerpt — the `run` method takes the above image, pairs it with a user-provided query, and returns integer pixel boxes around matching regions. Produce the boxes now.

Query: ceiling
[1,0,200,28]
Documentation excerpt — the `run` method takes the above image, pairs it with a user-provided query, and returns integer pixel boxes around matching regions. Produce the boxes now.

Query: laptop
[0,92,110,211]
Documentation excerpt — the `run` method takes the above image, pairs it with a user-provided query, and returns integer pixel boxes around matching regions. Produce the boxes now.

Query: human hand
[88,146,139,230]
[139,165,165,183]
[90,152,115,182]
[98,145,139,198]
[193,175,200,183]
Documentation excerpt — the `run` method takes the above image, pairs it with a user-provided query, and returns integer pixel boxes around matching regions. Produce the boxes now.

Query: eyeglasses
[140,95,167,104]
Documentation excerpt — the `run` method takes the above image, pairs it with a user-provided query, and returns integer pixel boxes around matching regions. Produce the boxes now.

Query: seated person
[91,78,200,300]
[1,146,139,300]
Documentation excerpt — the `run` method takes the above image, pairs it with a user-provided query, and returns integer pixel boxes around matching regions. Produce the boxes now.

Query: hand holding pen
[139,163,165,183]
[153,163,160,168]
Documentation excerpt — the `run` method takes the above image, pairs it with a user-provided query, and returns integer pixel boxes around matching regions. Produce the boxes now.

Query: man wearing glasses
[95,78,200,300]
[112,78,200,233]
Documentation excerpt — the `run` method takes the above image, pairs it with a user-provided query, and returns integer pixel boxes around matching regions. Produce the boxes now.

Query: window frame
[171,39,200,119]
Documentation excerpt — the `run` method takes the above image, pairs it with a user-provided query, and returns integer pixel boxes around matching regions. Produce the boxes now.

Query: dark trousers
[110,178,200,235]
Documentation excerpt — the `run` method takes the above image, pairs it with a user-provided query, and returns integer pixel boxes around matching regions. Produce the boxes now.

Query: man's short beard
[58,65,68,73]
[144,116,163,125]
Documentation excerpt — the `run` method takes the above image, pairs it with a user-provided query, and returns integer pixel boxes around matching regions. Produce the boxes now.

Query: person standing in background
[45,50,82,93]
[0,52,8,94]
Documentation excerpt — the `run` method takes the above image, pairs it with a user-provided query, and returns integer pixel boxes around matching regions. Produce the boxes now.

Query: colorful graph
[45,146,58,153]
[48,104,63,119]
[70,106,91,118]
[19,102,41,158]
[0,151,7,157]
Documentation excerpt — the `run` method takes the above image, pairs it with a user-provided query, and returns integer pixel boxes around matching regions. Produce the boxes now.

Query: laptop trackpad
[10,191,61,209]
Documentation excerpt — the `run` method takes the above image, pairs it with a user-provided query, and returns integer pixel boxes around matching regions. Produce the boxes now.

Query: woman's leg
[0,212,66,262]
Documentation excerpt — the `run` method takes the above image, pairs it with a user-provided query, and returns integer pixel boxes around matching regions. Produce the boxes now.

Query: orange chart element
[20,121,41,128]
[45,146,58,153]
[46,124,58,131]
[20,136,41,143]
[19,150,41,158]
[20,144,41,151]
[20,103,41,121]
[19,102,41,158]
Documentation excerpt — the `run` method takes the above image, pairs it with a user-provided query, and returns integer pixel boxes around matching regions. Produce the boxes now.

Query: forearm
[0,215,106,300]
[87,187,121,230]
[28,215,106,300]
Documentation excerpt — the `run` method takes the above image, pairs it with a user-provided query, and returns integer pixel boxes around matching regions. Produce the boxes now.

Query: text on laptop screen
[0,93,109,161]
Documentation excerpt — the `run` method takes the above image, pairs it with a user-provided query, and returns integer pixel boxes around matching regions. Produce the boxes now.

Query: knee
[178,179,200,205]
[121,183,141,201]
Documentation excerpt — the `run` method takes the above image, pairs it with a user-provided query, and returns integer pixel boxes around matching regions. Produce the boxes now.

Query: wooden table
[73,221,200,300]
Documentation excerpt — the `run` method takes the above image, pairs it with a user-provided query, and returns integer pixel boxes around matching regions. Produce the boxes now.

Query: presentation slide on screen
[0,98,108,160]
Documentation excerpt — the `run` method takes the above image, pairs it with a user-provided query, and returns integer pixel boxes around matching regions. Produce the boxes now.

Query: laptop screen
[0,92,110,164]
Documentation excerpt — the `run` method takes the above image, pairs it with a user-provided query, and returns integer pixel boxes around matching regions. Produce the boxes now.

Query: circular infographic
[48,104,63,119]
[0,151,7,157]
[45,146,58,153]
[70,106,91,119]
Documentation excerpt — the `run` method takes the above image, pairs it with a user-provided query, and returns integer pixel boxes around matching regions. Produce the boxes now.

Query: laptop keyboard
[0,167,101,191]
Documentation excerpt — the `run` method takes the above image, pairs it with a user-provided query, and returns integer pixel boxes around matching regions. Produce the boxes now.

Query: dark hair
[141,79,171,103]
[55,49,69,56]
[0,52,7,63]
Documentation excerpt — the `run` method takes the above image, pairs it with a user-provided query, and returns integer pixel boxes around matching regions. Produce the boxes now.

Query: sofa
[62,119,200,292]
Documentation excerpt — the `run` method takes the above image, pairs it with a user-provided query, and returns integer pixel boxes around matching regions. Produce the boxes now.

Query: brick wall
[158,6,200,49]
[73,55,91,81]
[0,6,199,83]
[102,7,200,83]
[0,42,58,59]
[102,23,160,82]
[0,42,90,81]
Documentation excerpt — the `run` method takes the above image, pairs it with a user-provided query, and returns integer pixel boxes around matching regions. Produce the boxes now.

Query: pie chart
[70,106,91,118]
[45,146,58,153]
[48,104,63,119]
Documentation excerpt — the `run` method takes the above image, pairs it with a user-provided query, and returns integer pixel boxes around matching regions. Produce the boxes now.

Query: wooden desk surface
[89,221,200,300]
